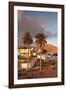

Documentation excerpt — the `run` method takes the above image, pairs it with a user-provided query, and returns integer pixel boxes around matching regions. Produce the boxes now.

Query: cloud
[18,11,24,22]
[35,17,47,25]
[18,11,47,32]
[47,33,57,38]
[18,10,56,45]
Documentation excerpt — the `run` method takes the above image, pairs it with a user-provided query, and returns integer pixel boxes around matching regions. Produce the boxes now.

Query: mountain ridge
[44,44,57,54]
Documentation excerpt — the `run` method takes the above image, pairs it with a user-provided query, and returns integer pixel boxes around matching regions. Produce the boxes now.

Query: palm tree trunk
[40,55,42,71]
[27,48,29,70]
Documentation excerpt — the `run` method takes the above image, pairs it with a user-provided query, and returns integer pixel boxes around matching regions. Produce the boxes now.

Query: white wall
[0,0,66,90]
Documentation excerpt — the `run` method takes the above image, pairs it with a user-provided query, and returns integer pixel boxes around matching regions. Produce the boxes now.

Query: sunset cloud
[18,10,57,46]
[47,33,57,38]
[35,17,47,25]
[18,11,48,39]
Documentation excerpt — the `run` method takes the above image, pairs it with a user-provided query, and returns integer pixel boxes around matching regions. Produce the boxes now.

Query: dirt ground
[18,65,57,79]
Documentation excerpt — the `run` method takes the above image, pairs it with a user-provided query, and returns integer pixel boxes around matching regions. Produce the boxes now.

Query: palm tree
[35,33,47,47]
[22,32,33,70]
[35,33,47,71]
[42,39,47,47]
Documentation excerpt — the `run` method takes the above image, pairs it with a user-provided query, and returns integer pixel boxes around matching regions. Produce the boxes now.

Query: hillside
[44,44,58,54]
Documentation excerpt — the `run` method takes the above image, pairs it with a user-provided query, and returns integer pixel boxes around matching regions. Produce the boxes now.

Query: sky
[18,10,57,47]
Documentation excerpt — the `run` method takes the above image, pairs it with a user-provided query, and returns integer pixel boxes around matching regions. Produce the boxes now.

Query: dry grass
[18,64,57,79]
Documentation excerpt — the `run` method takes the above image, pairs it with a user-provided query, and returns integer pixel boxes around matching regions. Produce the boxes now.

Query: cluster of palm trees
[22,32,47,71]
